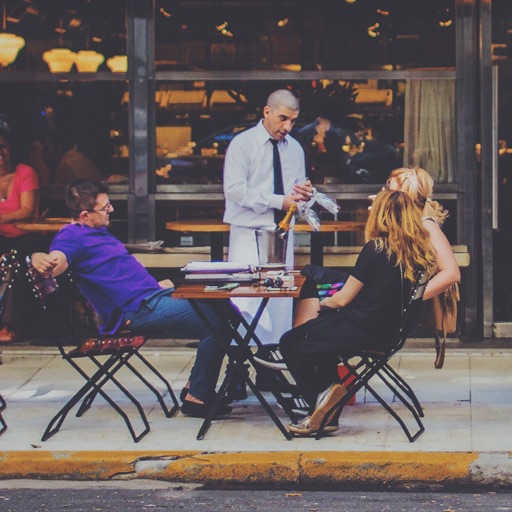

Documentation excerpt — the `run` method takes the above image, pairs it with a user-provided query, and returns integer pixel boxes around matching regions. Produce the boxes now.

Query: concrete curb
[1,451,512,489]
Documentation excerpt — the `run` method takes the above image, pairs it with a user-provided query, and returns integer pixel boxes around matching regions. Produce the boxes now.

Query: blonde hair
[365,189,437,282]
[388,167,448,226]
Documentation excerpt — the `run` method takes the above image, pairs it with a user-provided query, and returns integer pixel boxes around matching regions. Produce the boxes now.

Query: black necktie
[270,139,285,225]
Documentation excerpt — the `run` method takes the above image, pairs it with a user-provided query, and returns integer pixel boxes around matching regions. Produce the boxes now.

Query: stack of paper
[181,261,259,283]
[181,261,256,274]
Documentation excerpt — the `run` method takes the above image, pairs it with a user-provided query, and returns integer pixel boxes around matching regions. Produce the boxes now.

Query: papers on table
[181,261,256,274]
[181,261,259,283]
[183,272,260,283]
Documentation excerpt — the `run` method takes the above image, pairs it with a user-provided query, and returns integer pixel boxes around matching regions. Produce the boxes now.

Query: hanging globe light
[0,1,25,67]
[43,48,76,73]
[0,33,25,67]
[75,50,104,72]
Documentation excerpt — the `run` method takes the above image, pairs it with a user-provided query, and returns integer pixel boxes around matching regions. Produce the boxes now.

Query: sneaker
[253,345,287,371]
[287,415,339,436]
[308,383,346,432]
[255,368,297,394]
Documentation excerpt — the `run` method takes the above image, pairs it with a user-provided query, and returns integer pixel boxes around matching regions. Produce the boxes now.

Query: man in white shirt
[223,89,311,347]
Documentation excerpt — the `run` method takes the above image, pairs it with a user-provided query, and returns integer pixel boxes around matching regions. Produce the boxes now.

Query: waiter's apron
[228,225,294,345]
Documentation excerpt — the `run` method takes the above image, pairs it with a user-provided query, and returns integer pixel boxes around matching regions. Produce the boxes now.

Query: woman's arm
[319,275,364,309]
[0,189,39,224]
[423,219,461,300]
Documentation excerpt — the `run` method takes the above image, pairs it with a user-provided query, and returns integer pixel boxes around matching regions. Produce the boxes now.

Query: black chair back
[390,271,429,357]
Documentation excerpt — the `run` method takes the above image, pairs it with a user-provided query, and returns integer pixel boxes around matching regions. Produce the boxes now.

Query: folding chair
[315,271,429,441]
[0,249,22,437]
[26,264,179,443]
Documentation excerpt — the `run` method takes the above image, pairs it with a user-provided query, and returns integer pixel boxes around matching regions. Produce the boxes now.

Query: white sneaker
[253,346,287,370]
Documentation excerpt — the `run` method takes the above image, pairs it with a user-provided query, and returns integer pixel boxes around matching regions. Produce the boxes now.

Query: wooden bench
[133,245,470,269]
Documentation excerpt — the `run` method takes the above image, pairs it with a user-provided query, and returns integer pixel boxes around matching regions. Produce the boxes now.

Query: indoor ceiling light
[75,1,104,72]
[42,47,76,73]
[106,54,127,73]
[75,50,104,72]
[367,23,380,38]
[0,0,25,67]
[43,16,75,73]
[438,8,453,28]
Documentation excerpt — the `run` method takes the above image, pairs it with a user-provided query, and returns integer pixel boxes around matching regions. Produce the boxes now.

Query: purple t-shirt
[51,224,160,334]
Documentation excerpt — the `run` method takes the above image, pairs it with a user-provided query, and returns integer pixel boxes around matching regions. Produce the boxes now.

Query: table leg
[210,233,224,261]
[189,299,292,441]
[310,232,324,266]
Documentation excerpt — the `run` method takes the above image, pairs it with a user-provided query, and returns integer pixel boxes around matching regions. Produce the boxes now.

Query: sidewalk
[0,340,512,489]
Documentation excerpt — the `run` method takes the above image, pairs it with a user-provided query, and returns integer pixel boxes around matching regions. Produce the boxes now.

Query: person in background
[280,190,437,436]
[295,115,355,184]
[0,128,45,343]
[31,179,232,419]
[27,139,50,186]
[381,167,460,299]
[55,145,103,185]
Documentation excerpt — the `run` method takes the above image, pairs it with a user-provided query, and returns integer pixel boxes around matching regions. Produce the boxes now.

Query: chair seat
[26,264,179,443]
[68,335,147,357]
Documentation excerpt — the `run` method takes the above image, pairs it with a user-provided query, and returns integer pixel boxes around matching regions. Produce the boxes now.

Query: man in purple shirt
[31,179,230,419]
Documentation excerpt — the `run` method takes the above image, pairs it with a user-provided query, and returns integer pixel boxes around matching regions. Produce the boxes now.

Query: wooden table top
[166,219,366,233]
[174,273,305,299]
[14,218,71,232]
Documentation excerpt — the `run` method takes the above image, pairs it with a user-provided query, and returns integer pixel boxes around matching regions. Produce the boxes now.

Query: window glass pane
[1,0,127,73]
[154,78,455,186]
[0,81,128,186]
[155,0,455,71]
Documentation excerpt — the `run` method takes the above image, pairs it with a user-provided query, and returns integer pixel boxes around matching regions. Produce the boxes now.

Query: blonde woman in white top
[383,167,460,301]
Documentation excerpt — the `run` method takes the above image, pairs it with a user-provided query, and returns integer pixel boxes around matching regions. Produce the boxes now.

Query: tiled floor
[0,342,511,453]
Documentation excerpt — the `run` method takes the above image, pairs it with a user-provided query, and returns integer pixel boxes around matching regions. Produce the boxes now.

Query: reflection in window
[151,79,456,186]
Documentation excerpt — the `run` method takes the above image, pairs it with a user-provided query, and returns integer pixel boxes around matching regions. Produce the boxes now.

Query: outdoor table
[14,218,71,233]
[173,272,305,440]
[166,219,366,265]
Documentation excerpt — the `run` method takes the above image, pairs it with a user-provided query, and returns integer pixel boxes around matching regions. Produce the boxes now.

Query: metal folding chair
[26,264,179,443]
[315,271,429,441]
[0,249,22,437]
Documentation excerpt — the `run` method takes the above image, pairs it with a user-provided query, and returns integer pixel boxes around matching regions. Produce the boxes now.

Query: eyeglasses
[86,200,112,213]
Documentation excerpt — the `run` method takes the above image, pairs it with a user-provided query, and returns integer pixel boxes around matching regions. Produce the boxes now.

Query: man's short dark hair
[65,179,109,218]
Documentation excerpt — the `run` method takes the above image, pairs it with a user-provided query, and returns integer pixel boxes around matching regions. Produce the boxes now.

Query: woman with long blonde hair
[384,167,460,300]
[279,189,437,436]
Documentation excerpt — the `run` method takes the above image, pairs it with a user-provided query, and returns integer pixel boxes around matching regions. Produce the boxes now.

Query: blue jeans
[122,288,226,402]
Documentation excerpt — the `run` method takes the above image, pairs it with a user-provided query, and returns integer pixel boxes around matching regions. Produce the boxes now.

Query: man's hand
[158,279,174,289]
[31,252,58,274]
[293,179,313,202]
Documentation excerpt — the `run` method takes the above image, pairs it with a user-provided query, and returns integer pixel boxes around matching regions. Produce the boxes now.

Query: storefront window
[152,78,456,187]
[155,0,455,71]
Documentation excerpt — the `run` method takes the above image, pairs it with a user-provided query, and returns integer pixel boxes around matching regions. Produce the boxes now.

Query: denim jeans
[122,288,226,402]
